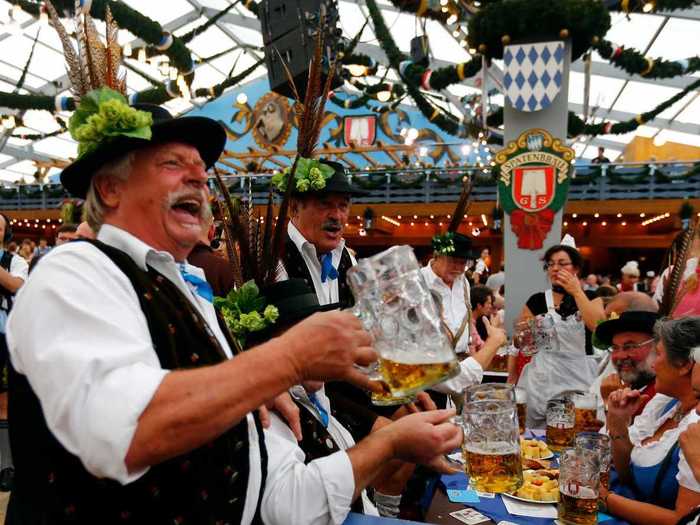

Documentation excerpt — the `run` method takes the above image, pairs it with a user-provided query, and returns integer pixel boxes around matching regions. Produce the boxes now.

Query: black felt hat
[594,310,660,348]
[433,231,477,260]
[297,160,368,197]
[60,104,227,199]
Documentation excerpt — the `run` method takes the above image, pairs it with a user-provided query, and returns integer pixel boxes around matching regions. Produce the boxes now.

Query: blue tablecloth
[342,513,426,524]
[441,472,627,525]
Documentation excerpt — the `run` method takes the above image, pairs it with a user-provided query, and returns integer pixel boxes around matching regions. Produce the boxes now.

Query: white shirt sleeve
[9,253,28,282]
[6,244,169,484]
[431,357,484,394]
[262,414,355,525]
[628,393,673,446]
[678,412,700,492]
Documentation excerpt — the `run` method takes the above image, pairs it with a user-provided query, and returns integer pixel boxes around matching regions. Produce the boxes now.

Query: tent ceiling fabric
[0,0,699,182]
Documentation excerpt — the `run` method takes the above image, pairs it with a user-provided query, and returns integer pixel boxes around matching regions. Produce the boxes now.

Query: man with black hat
[278,159,364,307]
[422,232,506,403]
[594,308,661,421]
[5,87,379,524]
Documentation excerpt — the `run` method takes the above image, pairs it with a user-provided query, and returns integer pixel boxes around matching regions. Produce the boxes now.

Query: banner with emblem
[503,41,564,113]
[496,129,574,250]
[342,115,377,146]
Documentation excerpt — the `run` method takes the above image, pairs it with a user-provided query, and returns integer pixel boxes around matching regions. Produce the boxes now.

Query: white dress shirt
[6,224,348,525]
[0,249,28,333]
[264,385,377,525]
[277,222,356,305]
[420,262,483,394]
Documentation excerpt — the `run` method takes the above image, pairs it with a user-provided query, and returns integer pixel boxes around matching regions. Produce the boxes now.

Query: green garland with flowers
[432,232,456,255]
[271,158,335,192]
[214,280,278,350]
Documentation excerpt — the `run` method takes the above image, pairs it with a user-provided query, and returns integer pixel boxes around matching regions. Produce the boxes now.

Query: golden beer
[487,353,508,372]
[379,358,458,396]
[463,447,523,493]
[575,407,600,433]
[371,380,415,406]
[517,402,527,435]
[558,487,598,525]
[600,469,610,490]
[546,425,575,451]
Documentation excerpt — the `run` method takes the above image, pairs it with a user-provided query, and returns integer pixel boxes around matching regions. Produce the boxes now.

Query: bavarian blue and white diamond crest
[504,41,564,112]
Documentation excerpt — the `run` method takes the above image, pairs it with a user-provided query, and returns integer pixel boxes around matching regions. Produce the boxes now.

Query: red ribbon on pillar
[510,209,555,250]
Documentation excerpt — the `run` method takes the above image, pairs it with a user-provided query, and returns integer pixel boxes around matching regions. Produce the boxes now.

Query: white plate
[502,491,558,505]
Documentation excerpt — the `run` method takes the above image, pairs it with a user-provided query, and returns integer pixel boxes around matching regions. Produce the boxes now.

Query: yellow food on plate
[520,438,553,459]
[513,469,560,502]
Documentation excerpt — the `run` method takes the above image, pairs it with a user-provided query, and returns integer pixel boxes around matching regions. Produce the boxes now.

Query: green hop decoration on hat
[271,157,335,192]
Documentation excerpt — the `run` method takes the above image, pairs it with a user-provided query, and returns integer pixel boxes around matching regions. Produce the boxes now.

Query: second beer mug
[462,400,523,493]
[573,392,600,433]
[576,432,612,490]
[546,397,575,451]
[558,448,600,525]
[465,383,515,403]
[348,246,459,397]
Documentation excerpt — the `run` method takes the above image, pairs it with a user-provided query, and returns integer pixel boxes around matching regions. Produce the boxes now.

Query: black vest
[282,236,355,308]
[7,240,266,525]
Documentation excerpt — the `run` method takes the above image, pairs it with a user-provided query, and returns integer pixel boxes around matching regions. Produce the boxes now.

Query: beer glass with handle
[573,392,600,433]
[465,383,515,403]
[558,448,599,525]
[462,399,523,493]
[575,433,612,490]
[348,246,459,397]
[546,397,576,451]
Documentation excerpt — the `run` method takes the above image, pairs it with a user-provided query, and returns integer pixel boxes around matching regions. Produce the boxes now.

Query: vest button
[228,470,240,486]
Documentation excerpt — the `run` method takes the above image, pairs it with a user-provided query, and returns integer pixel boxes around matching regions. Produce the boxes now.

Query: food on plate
[520,438,553,459]
[513,469,560,502]
[522,457,551,470]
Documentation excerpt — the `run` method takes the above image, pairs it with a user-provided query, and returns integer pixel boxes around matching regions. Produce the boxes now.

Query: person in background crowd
[473,247,491,284]
[591,146,611,164]
[600,317,700,524]
[510,237,605,427]
[30,224,79,273]
[584,273,599,292]
[469,285,494,352]
[5,242,17,255]
[597,283,620,307]
[485,262,504,292]
[75,220,96,239]
[17,240,32,263]
[32,238,50,259]
[592,296,659,426]
[619,260,641,292]
[55,223,78,246]
[187,215,235,297]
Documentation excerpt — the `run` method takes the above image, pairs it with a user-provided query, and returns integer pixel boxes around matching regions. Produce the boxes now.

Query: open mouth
[171,198,202,222]
[323,225,342,234]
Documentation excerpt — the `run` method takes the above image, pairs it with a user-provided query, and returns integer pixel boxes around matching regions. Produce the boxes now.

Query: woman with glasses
[508,240,605,427]
[600,317,700,524]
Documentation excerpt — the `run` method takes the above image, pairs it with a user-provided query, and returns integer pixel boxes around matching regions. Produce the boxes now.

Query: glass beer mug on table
[576,432,612,490]
[546,397,576,451]
[558,448,600,525]
[462,399,523,493]
[573,392,601,433]
[515,387,527,435]
[465,383,515,403]
[347,245,459,397]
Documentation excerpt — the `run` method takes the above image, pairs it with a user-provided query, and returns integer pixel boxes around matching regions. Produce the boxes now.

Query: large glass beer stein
[573,392,600,433]
[558,448,599,525]
[546,397,576,451]
[576,433,612,490]
[348,246,459,397]
[462,400,523,493]
[465,383,515,403]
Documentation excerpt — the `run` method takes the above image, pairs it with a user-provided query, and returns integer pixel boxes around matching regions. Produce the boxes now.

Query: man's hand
[680,421,700,483]
[600,373,624,403]
[267,392,302,441]
[281,311,380,391]
[607,387,648,426]
[483,315,506,348]
[390,392,438,420]
[382,409,462,465]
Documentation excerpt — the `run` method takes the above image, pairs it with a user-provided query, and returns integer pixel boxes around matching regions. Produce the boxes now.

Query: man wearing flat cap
[4,88,390,524]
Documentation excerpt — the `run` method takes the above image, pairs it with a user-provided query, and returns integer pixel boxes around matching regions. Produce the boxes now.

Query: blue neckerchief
[179,263,213,303]
[320,253,338,283]
[308,392,329,427]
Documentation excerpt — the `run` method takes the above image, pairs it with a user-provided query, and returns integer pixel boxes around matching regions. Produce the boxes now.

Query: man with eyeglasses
[594,310,660,421]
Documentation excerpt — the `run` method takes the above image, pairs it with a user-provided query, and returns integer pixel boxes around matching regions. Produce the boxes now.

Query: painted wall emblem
[251,92,293,149]
[497,128,574,249]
